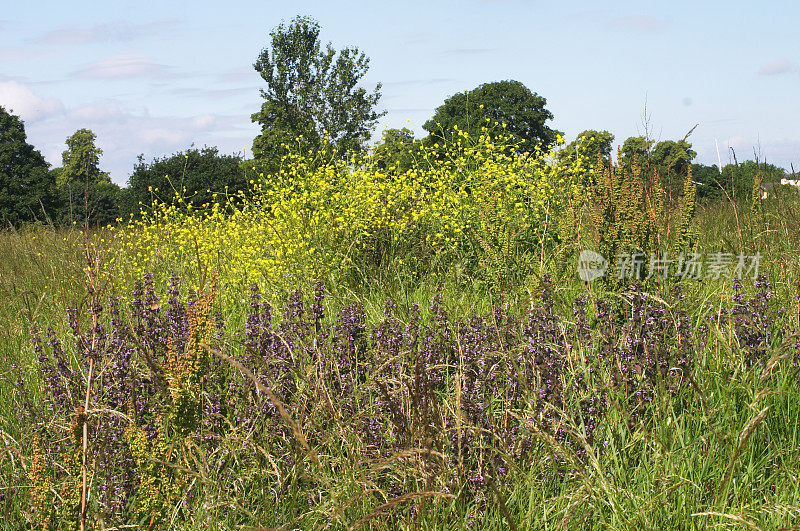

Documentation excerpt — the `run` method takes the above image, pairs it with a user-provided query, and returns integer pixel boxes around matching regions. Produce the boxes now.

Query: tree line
[0,15,793,227]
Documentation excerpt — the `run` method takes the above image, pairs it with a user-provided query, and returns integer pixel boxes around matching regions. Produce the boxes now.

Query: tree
[558,130,614,166]
[699,160,786,203]
[423,80,561,153]
[56,128,120,225]
[251,15,385,171]
[372,128,419,173]
[691,162,723,201]
[651,140,696,178]
[59,129,108,188]
[124,146,247,216]
[555,130,615,189]
[0,105,56,225]
[650,139,696,202]
[618,136,697,205]
[619,136,653,171]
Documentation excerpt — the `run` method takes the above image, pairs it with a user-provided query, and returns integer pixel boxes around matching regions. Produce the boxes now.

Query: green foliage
[557,129,614,186]
[560,129,614,163]
[251,15,385,172]
[6,166,800,528]
[0,105,57,225]
[651,139,697,203]
[371,127,419,173]
[693,160,786,203]
[124,146,246,216]
[651,139,696,177]
[673,170,698,254]
[619,136,653,171]
[115,131,558,297]
[691,162,724,200]
[58,128,108,188]
[126,283,215,526]
[471,172,525,292]
[589,161,659,285]
[618,136,697,206]
[55,128,121,226]
[423,80,561,154]
[125,421,184,527]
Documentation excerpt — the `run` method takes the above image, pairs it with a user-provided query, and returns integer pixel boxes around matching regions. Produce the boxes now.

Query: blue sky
[1,0,798,184]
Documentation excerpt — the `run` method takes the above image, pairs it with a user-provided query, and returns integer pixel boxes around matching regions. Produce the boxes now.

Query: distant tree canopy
[651,139,697,201]
[651,140,696,176]
[617,136,697,203]
[558,129,615,167]
[124,146,246,216]
[692,160,786,202]
[690,163,724,200]
[55,128,120,226]
[423,80,561,153]
[251,15,385,172]
[619,136,654,170]
[371,128,419,173]
[0,105,57,226]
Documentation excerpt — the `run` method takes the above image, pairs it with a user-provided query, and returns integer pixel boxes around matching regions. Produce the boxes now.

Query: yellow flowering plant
[113,129,569,299]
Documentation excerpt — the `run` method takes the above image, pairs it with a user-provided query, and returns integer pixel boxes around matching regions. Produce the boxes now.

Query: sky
[1,0,799,185]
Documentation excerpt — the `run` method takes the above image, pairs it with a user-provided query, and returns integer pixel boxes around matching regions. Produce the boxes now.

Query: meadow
[2,133,800,529]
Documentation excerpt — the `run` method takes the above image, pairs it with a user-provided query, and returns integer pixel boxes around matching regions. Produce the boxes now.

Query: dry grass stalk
[719,406,769,499]
[348,491,455,530]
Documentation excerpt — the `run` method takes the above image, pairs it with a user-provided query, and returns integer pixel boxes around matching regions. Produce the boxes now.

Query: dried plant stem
[80,208,101,531]
[80,357,94,531]
[348,491,455,530]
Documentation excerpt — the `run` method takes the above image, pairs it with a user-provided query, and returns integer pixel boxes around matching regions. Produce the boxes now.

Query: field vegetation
[3,13,800,531]
[3,126,800,529]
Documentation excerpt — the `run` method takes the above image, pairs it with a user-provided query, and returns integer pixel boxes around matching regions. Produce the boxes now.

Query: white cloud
[169,86,257,99]
[34,19,178,46]
[71,54,172,80]
[68,101,129,124]
[0,81,64,122]
[138,127,187,146]
[608,15,667,33]
[758,59,796,76]
[191,114,216,130]
[216,65,261,83]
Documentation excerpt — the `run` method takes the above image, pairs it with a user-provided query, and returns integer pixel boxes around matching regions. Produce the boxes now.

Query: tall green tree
[58,128,108,188]
[0,106,56,225]
[56,128,120,225]
[251,15,385,171]
[423,80,561,153]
